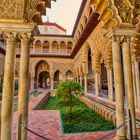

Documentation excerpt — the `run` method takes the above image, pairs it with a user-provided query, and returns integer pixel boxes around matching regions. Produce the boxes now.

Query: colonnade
[75,67,114,102]
[74,24,138,139]
[22,40,73,54]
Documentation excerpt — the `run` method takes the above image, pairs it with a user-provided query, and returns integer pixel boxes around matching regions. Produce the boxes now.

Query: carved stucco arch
[53,69,63,78]
[65,70,74,79]
[82,42,93,63]
[82,42,94,74]
[31,59,50,77]
[93,49,102,73]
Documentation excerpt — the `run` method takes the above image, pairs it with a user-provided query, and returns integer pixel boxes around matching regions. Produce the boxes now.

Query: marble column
[107,68,114,101]
[112,37,126,139]
[95,71,99,96]
[1,32,17,140]
[17,33,31,140]
[76,77,78,82]
[80,75,82,86]
[84,74,87,93]
[30,77,34,90]
[122,38,137,138]
[50,78,54,90]
[135,61,140,111]
[77,76,79,83]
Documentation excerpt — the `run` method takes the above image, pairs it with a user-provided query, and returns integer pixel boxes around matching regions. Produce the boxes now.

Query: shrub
[56,80,83,113]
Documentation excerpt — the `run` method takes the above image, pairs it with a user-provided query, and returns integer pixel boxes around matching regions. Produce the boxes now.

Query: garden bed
[43,96,115,133]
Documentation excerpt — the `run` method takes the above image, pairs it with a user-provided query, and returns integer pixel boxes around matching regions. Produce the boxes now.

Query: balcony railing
[16,48,72,56]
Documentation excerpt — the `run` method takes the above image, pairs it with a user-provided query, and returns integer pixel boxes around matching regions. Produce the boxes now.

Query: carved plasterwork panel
[53,63,74,76]
[114,0,134,23]
[0,0,23,19]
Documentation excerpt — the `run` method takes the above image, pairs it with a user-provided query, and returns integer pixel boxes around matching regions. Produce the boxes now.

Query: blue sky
[42,0,82,35]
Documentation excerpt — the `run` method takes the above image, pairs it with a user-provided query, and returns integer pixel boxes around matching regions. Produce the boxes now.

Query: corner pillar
[112,36,126,139]
[1,32,17,140]
[122,37,137,139]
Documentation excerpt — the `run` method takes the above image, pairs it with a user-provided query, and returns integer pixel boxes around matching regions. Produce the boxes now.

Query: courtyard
[0,0,140,140]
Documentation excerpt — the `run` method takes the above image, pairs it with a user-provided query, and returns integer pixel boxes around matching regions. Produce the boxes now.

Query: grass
[43,96,115,133]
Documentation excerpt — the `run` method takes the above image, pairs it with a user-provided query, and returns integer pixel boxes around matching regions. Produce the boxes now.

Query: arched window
[35,40,41,53]
[52,41,59,53]
[67,42,73,54]
[54,70,62,88]
[43,41,50,53]
[60,41,66,53]
[66,70,73,80]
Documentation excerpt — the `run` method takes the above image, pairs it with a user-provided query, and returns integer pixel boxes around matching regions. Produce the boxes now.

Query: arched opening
[39,71,50,88]
[60,41,66,53]
[54,70,62,89]
[100,62,108,98]
[43,41,50,53]
[67,42,73,54]
[35,40,42,53]
[52,41,59,53]
[100,63,108,98]
[66,70,73,80]
[35,60,50,88]
[87,48,94,93]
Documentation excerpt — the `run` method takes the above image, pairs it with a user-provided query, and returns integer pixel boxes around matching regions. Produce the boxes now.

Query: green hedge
[43,96,115,133]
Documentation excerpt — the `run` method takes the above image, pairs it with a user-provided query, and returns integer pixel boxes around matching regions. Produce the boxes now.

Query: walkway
[12,89,115,140]
[13,110,112,140]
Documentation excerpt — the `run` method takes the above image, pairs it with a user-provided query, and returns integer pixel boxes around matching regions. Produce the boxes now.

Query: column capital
[105,64,113,70]
[18,32,32,43]
[2,31,17,42]
[105,24,135,43]
[112,35,122,43]
[122,36,131,43]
